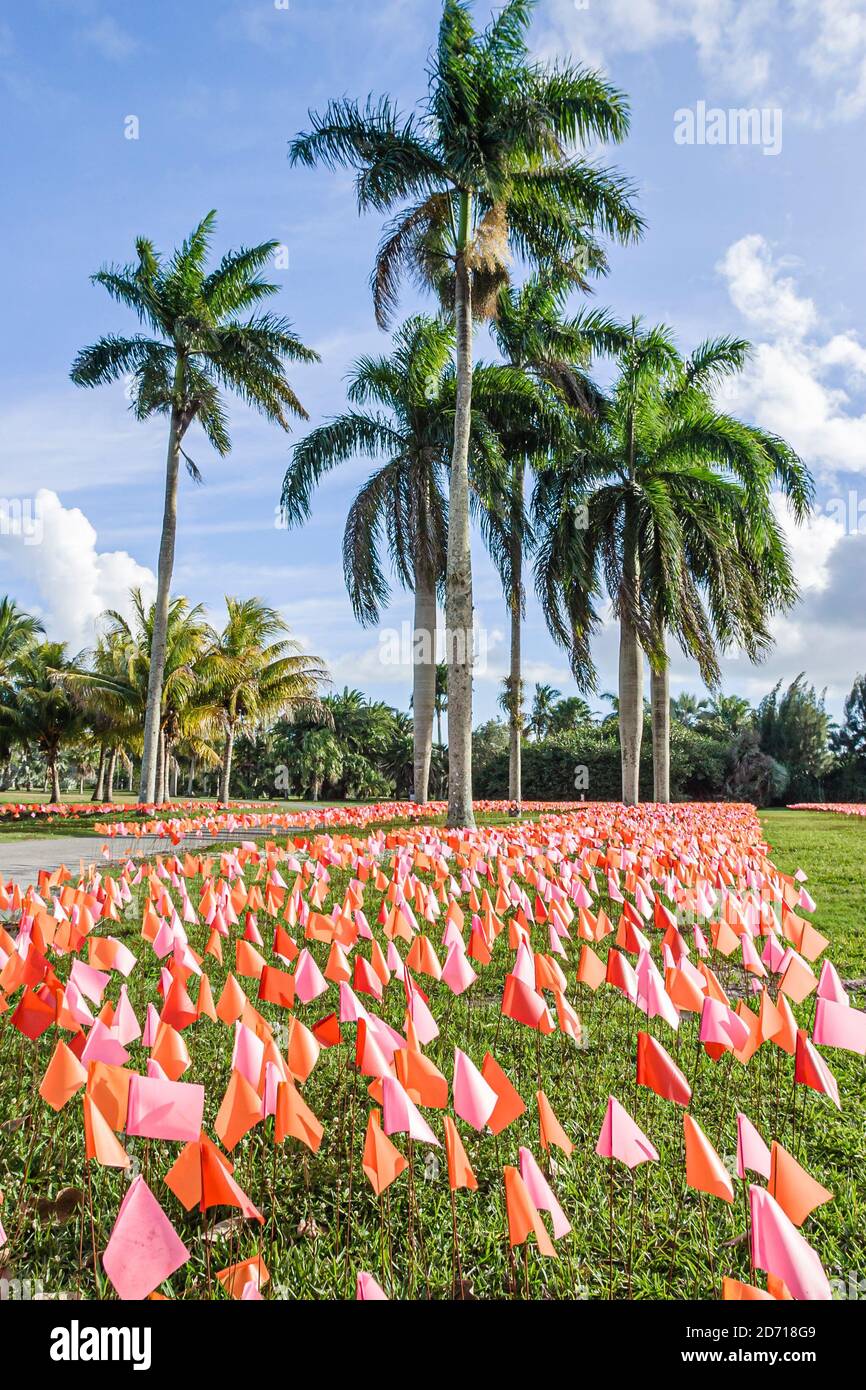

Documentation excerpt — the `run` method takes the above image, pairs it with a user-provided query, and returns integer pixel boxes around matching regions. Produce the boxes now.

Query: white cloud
[716,234,866,481]
[537,0,866,124]
[0,489,156,651]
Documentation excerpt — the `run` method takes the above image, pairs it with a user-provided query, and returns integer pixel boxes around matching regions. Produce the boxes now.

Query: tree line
[2,585,863,811]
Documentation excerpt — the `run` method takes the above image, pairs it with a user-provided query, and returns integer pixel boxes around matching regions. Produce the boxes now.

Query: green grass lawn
[759,810,866,978]
[1,806,864,1302]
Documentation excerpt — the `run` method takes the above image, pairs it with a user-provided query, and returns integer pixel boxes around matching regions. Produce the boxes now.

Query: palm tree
[282,315,546,804]
[489,275,630,799]
[69,589,217,803]
[670,692,709,728]
[526,683,561,740]
[290,0,642,826]
[70,211,319,804]
[643,335,811,801]
[282,317,451,805]
[534,322,811,804]
[695,692,753,737]
[0,598,44,683]
[297,729,344,802]
[2,642,86,802]
[202,597,328,804]
[0,598,44,789]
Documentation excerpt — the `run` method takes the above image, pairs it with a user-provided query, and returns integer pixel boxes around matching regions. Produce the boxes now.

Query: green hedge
[473,724,728,802]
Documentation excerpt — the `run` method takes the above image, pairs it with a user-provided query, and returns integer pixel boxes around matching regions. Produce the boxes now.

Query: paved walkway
[0,819,322,889]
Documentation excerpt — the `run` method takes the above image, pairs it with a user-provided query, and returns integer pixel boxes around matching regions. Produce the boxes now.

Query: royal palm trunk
[651,650,671,804]
[92,745,107,802]
[412,563,437,804]
[220,721,236,805]
[140,374,184,803]
[507,458,523,802]
[445,228,476,829]
[618,545,643,808]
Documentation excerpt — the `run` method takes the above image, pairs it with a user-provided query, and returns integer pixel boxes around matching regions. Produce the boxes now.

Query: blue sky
[2,0,866,724]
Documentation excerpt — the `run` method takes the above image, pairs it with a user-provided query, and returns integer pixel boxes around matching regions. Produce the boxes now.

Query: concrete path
[0,818,324,889]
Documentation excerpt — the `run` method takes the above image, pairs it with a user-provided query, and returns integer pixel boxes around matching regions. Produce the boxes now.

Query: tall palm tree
[642,335,811,801]
[2,642,86,802]
[290,0,642,826]
[202,597,327,804]
[283,317,451,805]
[534,322,811,804]
[70,211,319,804]
[490,275,630,799]
[282,314,546,804]
[670,692,709,728]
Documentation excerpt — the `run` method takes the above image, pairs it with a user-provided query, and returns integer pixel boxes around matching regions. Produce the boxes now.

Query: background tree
[0,598,44,790]
[290,0,642,827]
[2,642,86,802]
[202,596,327,803]
[526,683,561,739]
[71,210,319,803]
[755,674,833,801]
[534,321,809,804]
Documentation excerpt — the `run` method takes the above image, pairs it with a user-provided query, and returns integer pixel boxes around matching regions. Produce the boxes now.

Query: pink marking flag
[736,1111,771,1180]
[595,1094,659,1169]
[294,948,329,1004]
[699,996,750,1052]
[749,1186,832,1301]
[813,998,866,1056]
[817,959,848,1005]
[127,1074,205,1143]
[452,1047,497,1131]
[518,1146,571,1240]
[356,1271,388,1300]
[381,1074,440,1146]
[102,1174,190,1300]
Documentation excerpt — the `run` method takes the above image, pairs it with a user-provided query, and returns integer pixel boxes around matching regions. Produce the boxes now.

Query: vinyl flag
[381,1074,440,1146]
[683,1112,734,1202]
[127,1074,205,1143]
[636,1031,691,1105]
[518,1146,571,1240]
[813,997,866,1056]
[362,1108,407,1196]
[768,1141,833,1227]
[39,1040,87,1111]
[536,1090,573,1157]
[103,1175,190,1301]
[356,1271,388,1300]
[503,1165,556,1258]
[443,1114,478,1192]
[481,1052,526,1135]
[749,1186,832,1301]
[595,1095,658,1169]
[736,1112,771,1181]
[452,1047,497,1131]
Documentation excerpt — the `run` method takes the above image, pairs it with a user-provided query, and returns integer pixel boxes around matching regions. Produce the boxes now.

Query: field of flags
[0,800,861,1302]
